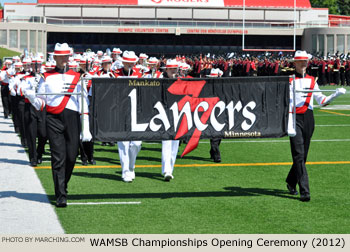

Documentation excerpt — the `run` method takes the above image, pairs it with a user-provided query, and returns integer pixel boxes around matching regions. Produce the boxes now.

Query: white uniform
[111,58,123,71]
[288,74,345,136]
[114,68,143,182]
[145,69,179,179]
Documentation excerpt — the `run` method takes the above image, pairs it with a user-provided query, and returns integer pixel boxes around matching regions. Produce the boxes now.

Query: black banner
[92,76,289,155]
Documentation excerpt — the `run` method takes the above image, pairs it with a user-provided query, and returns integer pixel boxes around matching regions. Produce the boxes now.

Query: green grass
[34,85,350,234]
[0,47,20,62]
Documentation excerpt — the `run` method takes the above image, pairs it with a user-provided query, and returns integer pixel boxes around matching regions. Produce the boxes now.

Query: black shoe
[30,159,37,167]
[213,156,221,163]
[210,149,221,163]
[56,200,67,208]
[4,115,8,119]
[108,142,115,146]
[56,196,67,208]
[300,194,310,202]
[21,139,27,148]
[101,142,107,146]
[287,183,298,195]
[89,159,96,165]
[81,160,88,166]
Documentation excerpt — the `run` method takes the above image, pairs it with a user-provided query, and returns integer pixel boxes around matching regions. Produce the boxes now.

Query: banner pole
[81,77,85,139]
[293,74,296,133]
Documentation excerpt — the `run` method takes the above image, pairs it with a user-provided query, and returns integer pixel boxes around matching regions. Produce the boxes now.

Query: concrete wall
[156,8,192,19]
[193,9,229,20]
[0,22,46,56]
[300,9,328,25]
[120,8,156,19]
[45,7,81,17]
[4,4,43,19]
[303,27,350,55]
[3,3,329,24]
[82,7,119,18]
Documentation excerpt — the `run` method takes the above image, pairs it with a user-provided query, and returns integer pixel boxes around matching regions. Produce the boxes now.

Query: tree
[310,0,339,14]
[337,0,350,15]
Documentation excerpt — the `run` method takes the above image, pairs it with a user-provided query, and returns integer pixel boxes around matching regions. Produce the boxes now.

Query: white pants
[161,140,180,175]
[118,141,142,179]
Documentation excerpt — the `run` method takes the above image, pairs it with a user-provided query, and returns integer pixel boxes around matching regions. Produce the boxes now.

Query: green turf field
[0,47,20,62]
[34,85,350,234]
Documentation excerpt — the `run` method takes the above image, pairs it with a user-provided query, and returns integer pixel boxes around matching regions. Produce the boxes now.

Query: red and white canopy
[37,0,311,9]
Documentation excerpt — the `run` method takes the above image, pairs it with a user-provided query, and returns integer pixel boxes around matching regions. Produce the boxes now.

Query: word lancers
[129,89,257,133]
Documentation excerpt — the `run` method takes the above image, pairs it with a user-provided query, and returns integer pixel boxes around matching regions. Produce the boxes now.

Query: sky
[0,0,37,6]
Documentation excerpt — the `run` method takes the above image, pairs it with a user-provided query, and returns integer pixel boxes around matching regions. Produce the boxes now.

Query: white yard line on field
[143,139,350,145]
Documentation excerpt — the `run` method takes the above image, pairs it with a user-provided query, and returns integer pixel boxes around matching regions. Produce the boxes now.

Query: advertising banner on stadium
[92,76,290,156]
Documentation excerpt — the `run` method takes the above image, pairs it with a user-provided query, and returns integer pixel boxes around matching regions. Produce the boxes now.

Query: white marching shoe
[123,176,133,183]
[164,173,174,181]
[122,171,135,183]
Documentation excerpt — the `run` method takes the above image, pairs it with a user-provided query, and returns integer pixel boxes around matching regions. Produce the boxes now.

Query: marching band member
[0,59,13,119]
[21,57,47,167]
[136,53,149,75]
[97,55,116,147]
[78,56,96,165]
[114,51,143,182]
[24,43,92,207]
[160,59,181,181]
[179,63,191,78]
[8,62,24,134]
[207,68,222,163]
[286,51,346,202]
[144,57,162,78]
[111,48,123,71]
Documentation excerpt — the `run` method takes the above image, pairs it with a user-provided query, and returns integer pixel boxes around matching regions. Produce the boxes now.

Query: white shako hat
[69,61,78,68]
[32,57,43,64]
[101,55,112,63]
[14,62,23,68]
[79,57,92,64]
[112,48,122,54]
[207,68,220,77]
[12,56,20,62]
[139,53,149,60]
[293,50,312,61]
[147,57,158,65]
[97,50,103,56]
[22,58,32,65]
[73,54,81,62]
[180,63,190,71]
[121,51,139,63]
[53,43,72,56]
[165,59,179,68]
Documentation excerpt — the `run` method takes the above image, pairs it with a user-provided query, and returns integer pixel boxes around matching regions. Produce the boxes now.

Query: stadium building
[0,0,349,58]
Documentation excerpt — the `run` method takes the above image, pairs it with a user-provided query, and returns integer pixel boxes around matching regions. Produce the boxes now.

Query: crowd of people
[0,44,347,206]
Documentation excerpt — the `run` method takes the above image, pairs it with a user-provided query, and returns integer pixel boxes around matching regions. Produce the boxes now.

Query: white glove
[335,88,346,96]
[287,112,296,137]
[23,89,36,103]
[23,88,43,111]
[10,88,16,96]
[80,115,92,142]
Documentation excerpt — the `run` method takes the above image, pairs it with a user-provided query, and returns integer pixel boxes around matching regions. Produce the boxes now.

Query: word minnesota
[129,88,257,132]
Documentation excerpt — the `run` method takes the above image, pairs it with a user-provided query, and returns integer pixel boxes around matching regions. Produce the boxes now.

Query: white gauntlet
[80,114,92,142]
[23,89,44,111]
[321,88,346,106]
